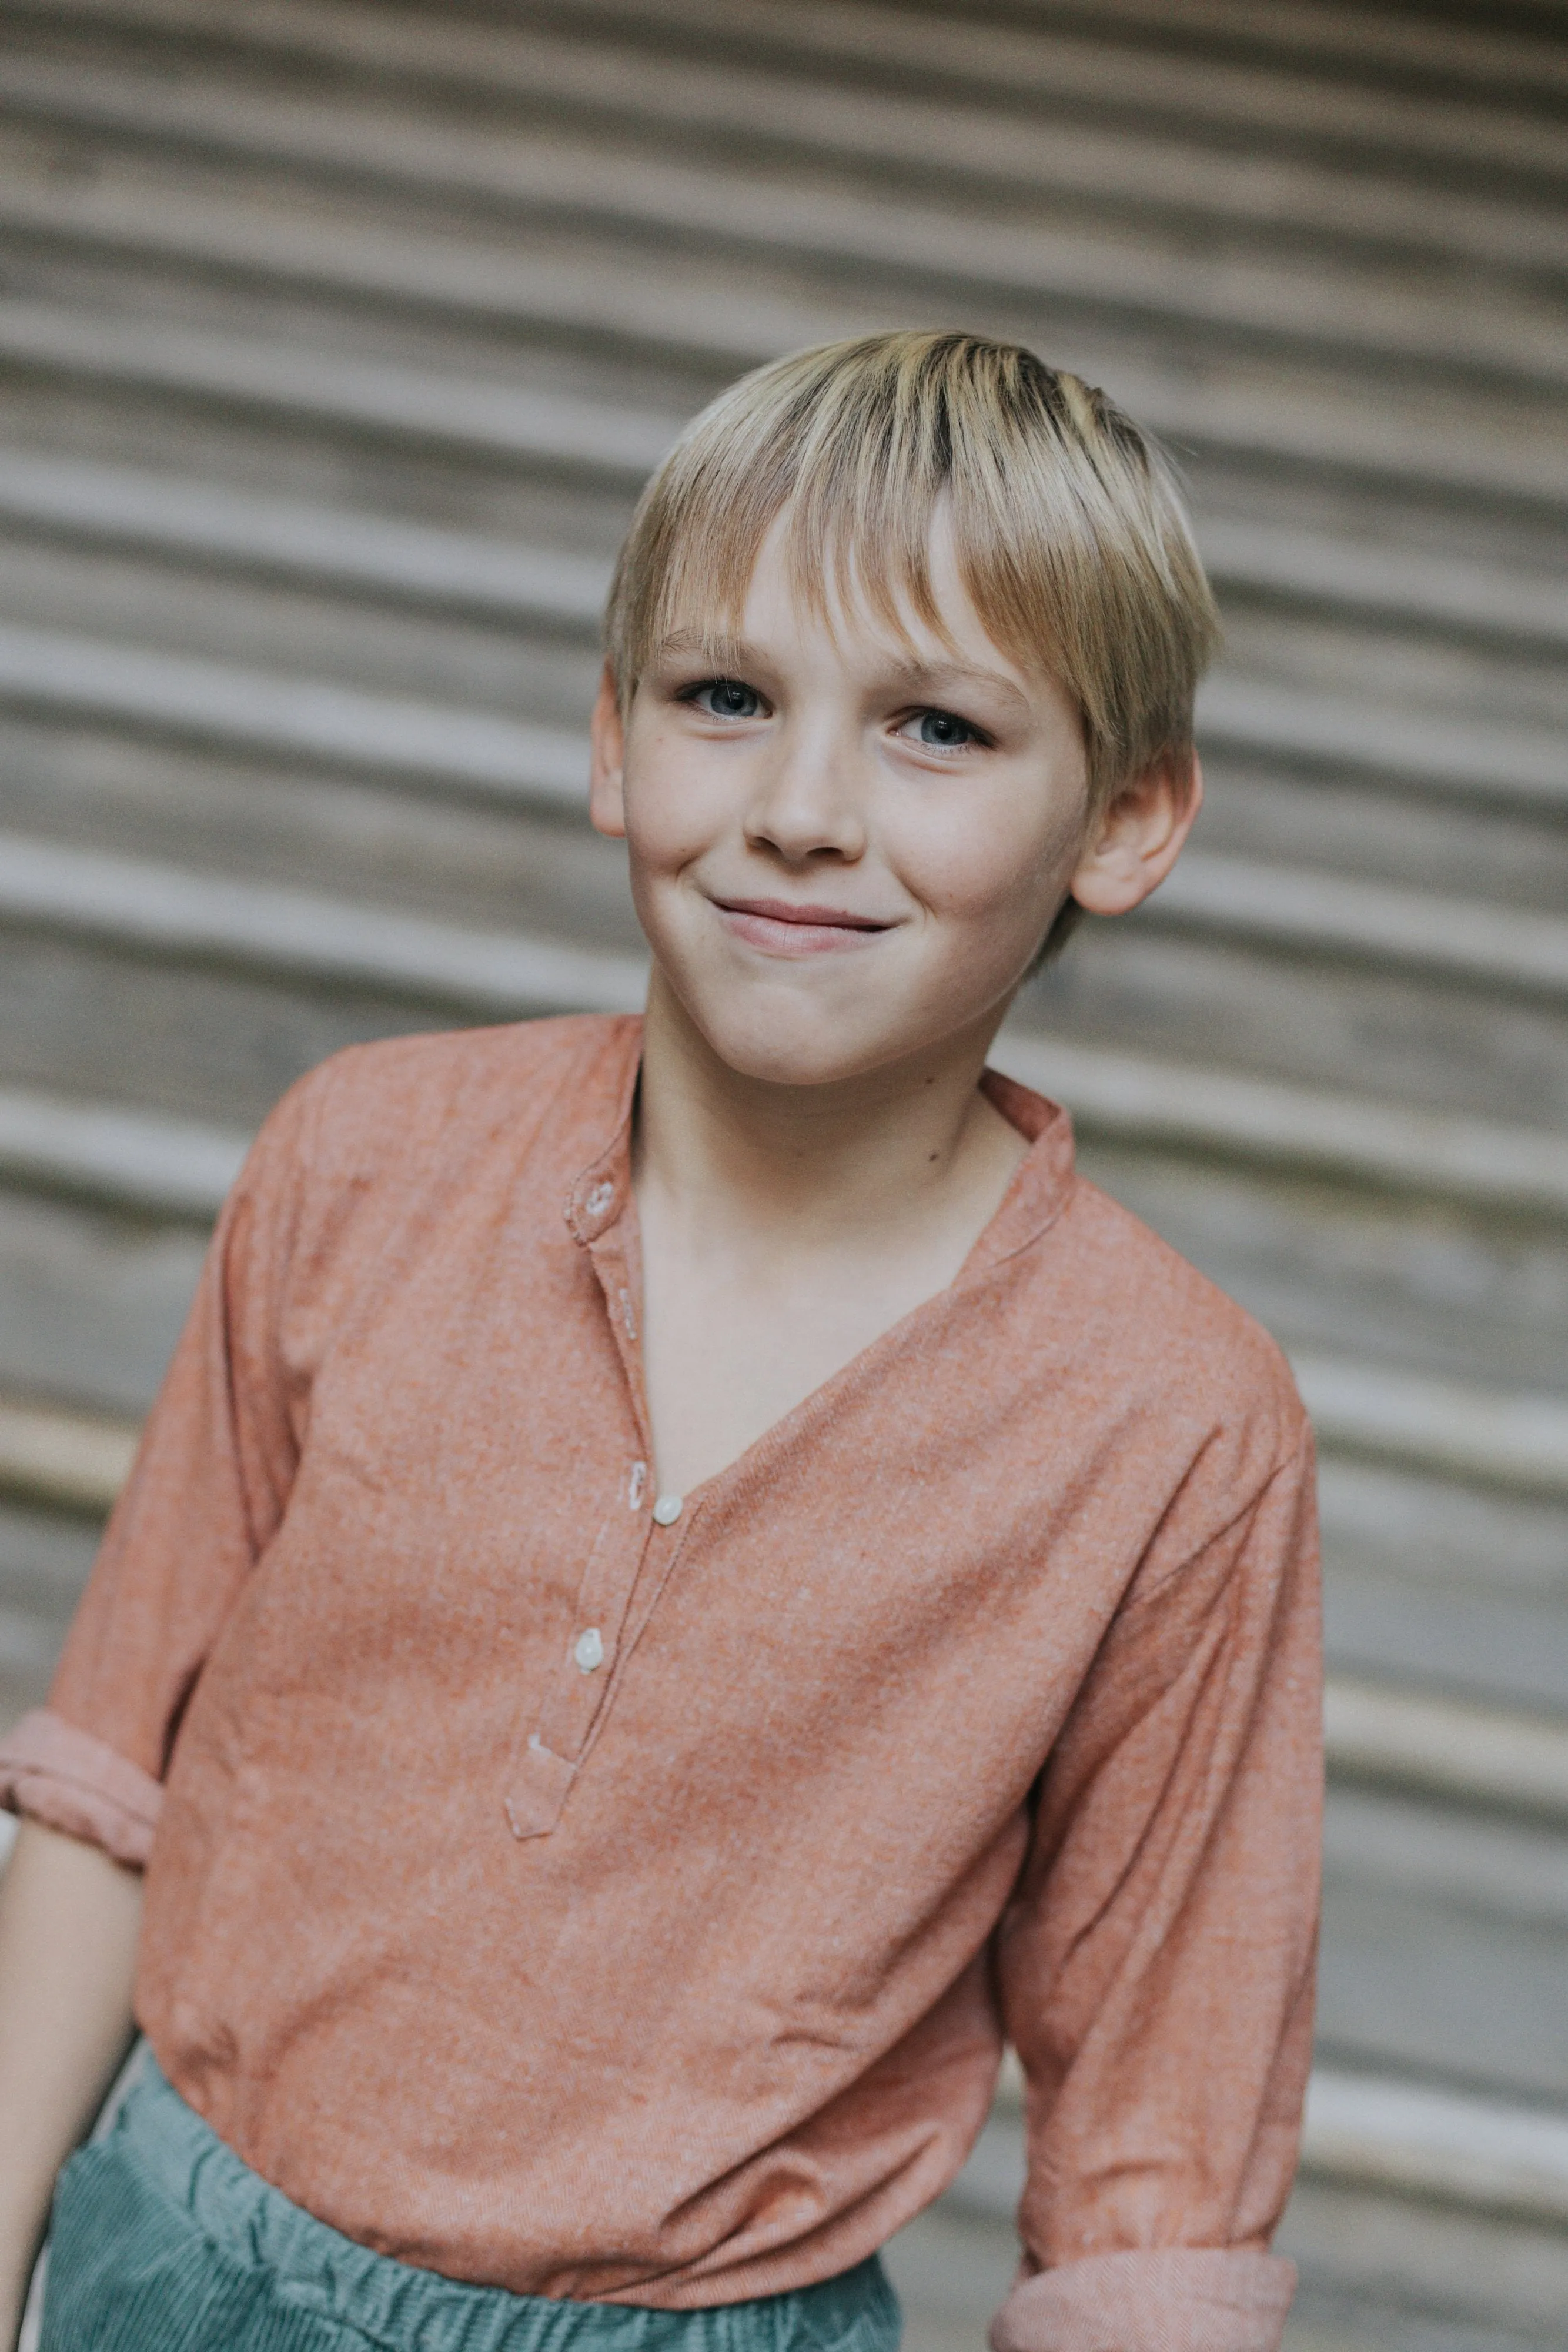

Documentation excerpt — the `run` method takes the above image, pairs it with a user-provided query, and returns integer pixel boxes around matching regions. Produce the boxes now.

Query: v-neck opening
[569,1027,1078,1516]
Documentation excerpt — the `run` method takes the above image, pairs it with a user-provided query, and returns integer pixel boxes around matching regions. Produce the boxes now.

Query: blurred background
[0,0,1564,2344]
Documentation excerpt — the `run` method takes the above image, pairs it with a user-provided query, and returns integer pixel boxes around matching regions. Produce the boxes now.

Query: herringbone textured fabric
[4,1017,1316,2346]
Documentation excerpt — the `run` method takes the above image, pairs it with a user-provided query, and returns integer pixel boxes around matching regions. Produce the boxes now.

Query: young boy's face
[591,508,1187,1090]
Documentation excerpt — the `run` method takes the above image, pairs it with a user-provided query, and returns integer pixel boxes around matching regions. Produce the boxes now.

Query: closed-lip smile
[711,896,896,956]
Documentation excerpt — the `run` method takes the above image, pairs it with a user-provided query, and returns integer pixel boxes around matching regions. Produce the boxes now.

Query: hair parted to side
[605,329,1221,816]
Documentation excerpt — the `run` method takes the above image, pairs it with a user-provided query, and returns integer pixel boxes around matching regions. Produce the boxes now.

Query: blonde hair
[605,329,1220,818]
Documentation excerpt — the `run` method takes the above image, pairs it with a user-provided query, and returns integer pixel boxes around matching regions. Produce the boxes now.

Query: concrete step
[1320,1886,1568,2112]
[974,0,1568,101]
[1042,924,1568,1130]
[0,452,613,627]
[0,1393,136,1514]
[1327,1689,1568,1819]
[0,829,645,1017]
[989,1040,1568,1219]
[1321,1465,1568,1721]
[1273,2180,1568,2352]
[26,0,1568,189]
[0,713,643,959]
[1148,855,1568,991]
[1083,1139,1568,1394]
[5,21,1567,296]
[0,1183,209,1415]
[554,0,1568,162]
[5,47,1566,393]
[1196,676,1566,813]
[0,1084,245,1220]
[1200,514,1568,654]
[0,624,591,808]
[0,535,606,732]
[0,299,683,479]
[8,286,1565,522]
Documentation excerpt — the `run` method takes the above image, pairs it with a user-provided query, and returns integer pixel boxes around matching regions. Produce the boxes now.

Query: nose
[741,722,867,866]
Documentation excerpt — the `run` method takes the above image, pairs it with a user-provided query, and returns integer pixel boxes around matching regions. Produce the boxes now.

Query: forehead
[660,502,1031,689]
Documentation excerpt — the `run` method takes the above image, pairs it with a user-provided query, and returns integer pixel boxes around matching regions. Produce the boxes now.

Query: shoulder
[221,1015,636,1277]
[1038,1171,1310,1486]
[257,1014,635,1186]
[1024,1180,1316,1625]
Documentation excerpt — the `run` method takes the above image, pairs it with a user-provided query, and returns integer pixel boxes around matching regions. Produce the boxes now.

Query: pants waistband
[72,2051,900,2352]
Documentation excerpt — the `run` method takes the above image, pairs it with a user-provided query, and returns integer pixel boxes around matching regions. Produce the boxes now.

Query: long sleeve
[0,1075,321,1864]
[991,1425,1321,2352]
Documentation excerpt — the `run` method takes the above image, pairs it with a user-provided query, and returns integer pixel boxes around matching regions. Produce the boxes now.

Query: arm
[0,1079,323,2350]
[992,1424,1322,2352]
[0,1820,143,2350]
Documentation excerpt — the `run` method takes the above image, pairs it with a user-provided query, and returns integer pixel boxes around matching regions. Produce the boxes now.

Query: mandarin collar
[562,1017,643,1247]
[563,1020,1076,1267]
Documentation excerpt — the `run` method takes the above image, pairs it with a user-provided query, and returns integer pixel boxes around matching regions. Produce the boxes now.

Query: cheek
[896,789,1083,930]
[621,736,727,876]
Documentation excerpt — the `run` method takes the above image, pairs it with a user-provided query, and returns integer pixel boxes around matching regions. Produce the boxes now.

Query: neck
[633,967,1023,1251]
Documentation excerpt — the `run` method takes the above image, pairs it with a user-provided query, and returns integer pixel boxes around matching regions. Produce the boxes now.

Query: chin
[693,997,899,1090]
[707,1028,877,1090]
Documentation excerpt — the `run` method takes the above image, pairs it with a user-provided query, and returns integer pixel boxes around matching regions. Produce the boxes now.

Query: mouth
[710,896,897,957]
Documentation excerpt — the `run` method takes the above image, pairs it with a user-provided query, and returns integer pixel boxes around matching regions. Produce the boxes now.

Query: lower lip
[716,907,891,957]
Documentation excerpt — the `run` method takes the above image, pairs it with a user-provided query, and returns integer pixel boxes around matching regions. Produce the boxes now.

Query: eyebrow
[653,633,1033,713]
[881,657,1033,713]
[654,630,754,670]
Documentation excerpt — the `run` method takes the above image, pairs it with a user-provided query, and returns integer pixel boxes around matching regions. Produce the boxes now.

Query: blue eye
[693,679,761,719]
[912,709,976,747]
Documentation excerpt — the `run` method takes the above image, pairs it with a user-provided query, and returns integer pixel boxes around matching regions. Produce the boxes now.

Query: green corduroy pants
[40,2055,902,2352]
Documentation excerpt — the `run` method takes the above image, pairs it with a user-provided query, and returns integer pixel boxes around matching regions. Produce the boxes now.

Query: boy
[0,333,1319,2352]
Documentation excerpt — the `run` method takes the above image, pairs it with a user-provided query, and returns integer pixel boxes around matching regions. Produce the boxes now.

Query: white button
[586,1180,614,1218]
[651,1494,683,1526]
[573,1626,604,1673]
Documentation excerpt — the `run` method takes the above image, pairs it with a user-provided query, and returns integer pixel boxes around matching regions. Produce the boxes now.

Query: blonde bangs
[605,332,1221,813]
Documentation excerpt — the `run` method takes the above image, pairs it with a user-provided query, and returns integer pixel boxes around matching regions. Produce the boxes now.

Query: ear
[1069,751,1203,919]
[589,663,628,839]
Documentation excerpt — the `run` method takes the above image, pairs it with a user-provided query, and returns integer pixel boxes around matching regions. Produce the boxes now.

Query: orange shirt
[1,1016,1319,2352]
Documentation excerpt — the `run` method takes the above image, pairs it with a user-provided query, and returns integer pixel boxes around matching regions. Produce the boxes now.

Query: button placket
[505,1498,656,1841]
[534,1485,652,1730]
[507,1142,671,1843]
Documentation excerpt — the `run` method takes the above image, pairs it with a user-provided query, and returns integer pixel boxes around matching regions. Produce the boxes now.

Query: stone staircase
[0,1,1565,2343]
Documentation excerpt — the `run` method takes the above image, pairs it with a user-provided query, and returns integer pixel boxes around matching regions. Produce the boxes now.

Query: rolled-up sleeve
[991,1425,1321,2352]
[0,1709,162,1864]
[0,1075,320,1863]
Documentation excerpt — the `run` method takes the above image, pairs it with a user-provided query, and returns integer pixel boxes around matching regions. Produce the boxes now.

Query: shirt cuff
[0,1707,162,1867]
[991,2248,1296,2352]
